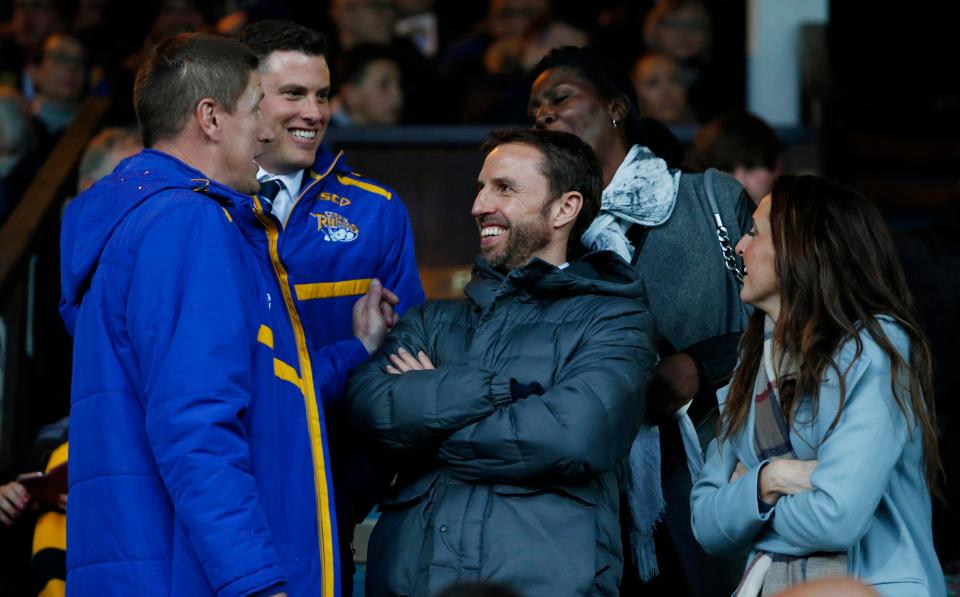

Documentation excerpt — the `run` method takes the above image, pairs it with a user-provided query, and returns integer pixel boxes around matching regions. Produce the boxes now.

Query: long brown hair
[722,175,941,490]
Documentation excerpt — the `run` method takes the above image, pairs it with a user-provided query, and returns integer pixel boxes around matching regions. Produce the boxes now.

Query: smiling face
[735,194,781,319]
[218,73,274,194]
[529,67,622,157]
[472,142,557,272]
[256,50,331,175]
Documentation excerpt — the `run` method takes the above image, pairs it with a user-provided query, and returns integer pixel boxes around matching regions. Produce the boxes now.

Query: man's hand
[353,279,401,355]
[385,347,434,374]
[759,458,818,504]
[0,481,30,526]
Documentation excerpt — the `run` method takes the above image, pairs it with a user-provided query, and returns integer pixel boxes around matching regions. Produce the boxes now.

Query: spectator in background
[0,0,77,93]
[438,0,549,122]
[28,33,87,151]
[330,0,397,51]
[328,0,436,123]
[689,111,783,205]
[0,86,38,224]
[331,44,404,126]
[76,126,141,192]
[644,0,735,121]
[394,0,438,58]
[631,52,695,125]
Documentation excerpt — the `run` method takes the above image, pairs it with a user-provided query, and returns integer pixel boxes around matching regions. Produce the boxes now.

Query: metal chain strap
[713,213,744,283]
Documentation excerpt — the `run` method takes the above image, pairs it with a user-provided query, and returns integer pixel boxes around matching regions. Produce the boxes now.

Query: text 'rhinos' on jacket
[60,149,349,597]
[348,251,659,597]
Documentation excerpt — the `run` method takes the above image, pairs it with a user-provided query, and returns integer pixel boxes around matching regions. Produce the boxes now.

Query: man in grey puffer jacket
[347,129,659,596]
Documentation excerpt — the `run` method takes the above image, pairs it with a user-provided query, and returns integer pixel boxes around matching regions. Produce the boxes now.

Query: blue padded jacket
[59,149,363,597]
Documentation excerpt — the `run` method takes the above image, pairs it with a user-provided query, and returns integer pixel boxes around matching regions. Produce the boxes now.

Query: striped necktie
[258,179,283,214]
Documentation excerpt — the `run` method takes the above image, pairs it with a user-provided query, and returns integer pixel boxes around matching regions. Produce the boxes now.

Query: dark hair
[722,175,941,490]
[482,128,602,249]
[530,46,684,168]
[690,111,783,171]
[336,43,397,87]
[235,20,327,62]
[133,32,257,147]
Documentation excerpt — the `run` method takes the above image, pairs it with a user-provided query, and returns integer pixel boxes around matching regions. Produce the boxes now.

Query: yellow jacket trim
[252,195,336,597]
[273,357,303,393]
[257,324,274,349]
[221,207,233,222]
[32,442,68,560]
[38,578,64,597]
[295,278,372,301]
[284,151,344,229]
[334,173,392,200]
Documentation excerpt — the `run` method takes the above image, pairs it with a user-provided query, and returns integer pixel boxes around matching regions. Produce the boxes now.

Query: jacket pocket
[490,482,598,506]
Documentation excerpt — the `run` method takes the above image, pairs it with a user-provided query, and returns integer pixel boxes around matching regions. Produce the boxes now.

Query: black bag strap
[703,168,744,284]
[626,224,650,267]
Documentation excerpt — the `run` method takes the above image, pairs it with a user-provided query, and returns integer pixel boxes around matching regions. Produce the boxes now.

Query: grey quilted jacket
[347,251,658,597]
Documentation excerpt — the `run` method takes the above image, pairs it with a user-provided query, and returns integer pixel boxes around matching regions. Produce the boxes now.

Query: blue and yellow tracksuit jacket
[273,146,425,586]
[276,146,425,365]
[59,149,361,597]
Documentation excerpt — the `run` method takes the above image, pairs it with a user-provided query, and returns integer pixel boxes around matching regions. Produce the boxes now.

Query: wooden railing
[0,96,110,472]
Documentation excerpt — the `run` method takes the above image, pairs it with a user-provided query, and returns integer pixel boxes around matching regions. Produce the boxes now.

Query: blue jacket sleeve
[127,202,285,597]
[690,432,774,555]
[376,194,425,316]
[435,304,657,483]
[310,337,370,405]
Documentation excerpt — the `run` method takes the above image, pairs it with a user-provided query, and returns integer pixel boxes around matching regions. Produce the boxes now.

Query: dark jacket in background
[348,252,659,597]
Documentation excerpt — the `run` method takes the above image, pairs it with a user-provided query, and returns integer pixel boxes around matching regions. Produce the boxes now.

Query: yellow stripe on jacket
[295,278,372,301]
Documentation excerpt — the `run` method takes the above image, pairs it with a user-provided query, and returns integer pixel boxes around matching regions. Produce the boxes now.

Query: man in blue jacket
[60,33,394,597]
[235,21,426,590]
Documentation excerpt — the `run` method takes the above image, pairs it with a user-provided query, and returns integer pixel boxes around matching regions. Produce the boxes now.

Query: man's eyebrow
[277,83,307,93]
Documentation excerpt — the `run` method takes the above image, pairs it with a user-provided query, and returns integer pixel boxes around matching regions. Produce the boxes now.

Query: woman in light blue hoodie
[691,175,945,597]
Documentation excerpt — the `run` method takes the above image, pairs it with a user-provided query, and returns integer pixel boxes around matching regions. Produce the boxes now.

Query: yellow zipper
[253,194,337,597]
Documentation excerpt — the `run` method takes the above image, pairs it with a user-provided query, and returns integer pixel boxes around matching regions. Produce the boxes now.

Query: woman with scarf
[528,46,752,595]
[691,176,945,597]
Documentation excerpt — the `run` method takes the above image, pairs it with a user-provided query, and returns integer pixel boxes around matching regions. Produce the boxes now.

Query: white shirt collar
[256,167,305,227]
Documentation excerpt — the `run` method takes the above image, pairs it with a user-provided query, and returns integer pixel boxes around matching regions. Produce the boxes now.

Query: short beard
[482,216,551,273]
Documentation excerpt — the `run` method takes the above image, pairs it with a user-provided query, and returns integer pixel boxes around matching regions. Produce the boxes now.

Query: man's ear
[194,97,222,142]
[551,191,583,230]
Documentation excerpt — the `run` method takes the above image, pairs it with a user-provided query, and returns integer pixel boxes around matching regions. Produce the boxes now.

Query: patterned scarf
[580,144,681,256]
[735,317,848,597]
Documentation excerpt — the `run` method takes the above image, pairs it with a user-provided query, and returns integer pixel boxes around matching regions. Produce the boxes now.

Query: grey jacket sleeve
[435,303,658,484]
[347,305,514,454]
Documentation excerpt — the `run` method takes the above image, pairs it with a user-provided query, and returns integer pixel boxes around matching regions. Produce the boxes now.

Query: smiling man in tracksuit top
[59,33,392,597]
[235,21,426,589]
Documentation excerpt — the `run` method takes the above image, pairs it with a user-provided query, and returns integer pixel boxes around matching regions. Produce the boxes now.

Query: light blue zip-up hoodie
[691,316,946,597]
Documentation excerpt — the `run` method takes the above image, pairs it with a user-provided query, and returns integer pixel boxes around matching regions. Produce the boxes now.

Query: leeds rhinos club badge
[311,211,359,242]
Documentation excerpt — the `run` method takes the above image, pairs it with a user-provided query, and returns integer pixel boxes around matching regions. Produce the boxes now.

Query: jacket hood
[466,250,645,307]
[59,149,248,333]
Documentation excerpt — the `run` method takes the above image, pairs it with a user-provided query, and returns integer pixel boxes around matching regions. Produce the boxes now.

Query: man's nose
[258,119,275,143]
[471,189,491,218]
[302,97,322,122]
